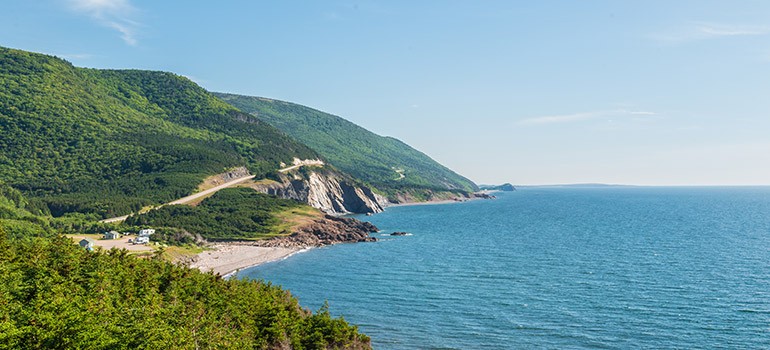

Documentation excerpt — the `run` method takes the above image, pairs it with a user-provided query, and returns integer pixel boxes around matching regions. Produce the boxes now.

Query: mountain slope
[0,47,318,218]
[0,215,370,348]
[214,93,479,197]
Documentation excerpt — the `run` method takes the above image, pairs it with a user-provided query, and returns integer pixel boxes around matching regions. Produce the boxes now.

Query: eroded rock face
[204,167,251,187]
[251,171,386,215]
[255,215,378,248]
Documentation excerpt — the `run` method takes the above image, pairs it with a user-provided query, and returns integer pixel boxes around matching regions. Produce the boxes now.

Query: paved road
[167,175,256,205]
[100,160,323,224]
[100,174,256,223]
[278,160,324,173]
[102,214,131,224]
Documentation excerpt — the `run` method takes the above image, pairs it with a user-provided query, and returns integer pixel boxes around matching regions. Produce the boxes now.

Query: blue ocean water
[238,187,770,349]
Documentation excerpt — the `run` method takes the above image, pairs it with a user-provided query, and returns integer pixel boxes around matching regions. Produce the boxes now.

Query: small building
[138,229,155,237]
[104,231,120,240]
[134,236,150,245]
[79,238,95,251]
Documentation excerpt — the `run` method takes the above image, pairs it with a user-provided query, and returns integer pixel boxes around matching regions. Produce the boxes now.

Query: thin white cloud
[628,111,657,116]
[518,111,601,125]
[518,109,657,125]
[68,0,140,46]
[652,22,770,43]
[697,25,767,37]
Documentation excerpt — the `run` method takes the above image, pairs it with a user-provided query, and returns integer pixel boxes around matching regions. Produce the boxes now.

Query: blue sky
[3,1,770,185]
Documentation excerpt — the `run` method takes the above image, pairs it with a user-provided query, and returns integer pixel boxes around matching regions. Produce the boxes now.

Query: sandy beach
[190,244,300,277]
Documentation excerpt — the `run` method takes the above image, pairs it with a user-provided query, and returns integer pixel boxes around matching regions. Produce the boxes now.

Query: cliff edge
[244,168,387,215]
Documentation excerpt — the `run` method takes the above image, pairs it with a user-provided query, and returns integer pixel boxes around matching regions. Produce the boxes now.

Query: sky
[2,0,770,185]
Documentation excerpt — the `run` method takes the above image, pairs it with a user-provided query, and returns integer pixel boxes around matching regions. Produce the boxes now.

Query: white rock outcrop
[250,170,385,215]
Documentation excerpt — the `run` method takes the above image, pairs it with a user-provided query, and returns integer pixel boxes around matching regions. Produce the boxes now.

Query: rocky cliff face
[247,170,387,215]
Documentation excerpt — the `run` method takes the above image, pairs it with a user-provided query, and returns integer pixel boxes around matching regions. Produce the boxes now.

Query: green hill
[125,187,308,240]
[0,194,369,349]
[213,93,478,197]
[0,47,318,218]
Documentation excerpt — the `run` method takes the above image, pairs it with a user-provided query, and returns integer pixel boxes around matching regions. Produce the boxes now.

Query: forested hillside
[214,93,478,196]
[0,192,369,349]
[0,47,317,218]
[126,188,308,240]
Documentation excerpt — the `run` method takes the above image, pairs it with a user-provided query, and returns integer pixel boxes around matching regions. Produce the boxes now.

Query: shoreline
[385,195,489,209]
[191,198,487,276]
[190,243,304,277]
[191,215,378,277]
[385,199,461,208]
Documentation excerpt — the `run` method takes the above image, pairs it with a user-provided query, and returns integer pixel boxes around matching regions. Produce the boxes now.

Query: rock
[207,167,251,187]
[249,170,386,215]
[253,215,378,248]
[390,231,409,236]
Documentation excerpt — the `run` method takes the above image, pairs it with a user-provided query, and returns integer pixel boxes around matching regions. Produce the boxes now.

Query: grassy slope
[0,47,318,218]
[125,187,318,241]
[214,93,479,197]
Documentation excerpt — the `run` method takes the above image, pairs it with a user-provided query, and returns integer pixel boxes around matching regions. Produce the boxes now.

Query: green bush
[126,188,304,240]
[0,233,370,349]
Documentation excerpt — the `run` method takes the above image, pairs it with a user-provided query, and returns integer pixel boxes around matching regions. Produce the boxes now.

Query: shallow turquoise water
[238,187,770,349]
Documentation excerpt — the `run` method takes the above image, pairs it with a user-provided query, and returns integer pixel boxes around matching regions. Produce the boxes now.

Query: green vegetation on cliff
[126,188,306,240]
[214,93,478,197]
[0,47,317,218]
[0,187,370,349]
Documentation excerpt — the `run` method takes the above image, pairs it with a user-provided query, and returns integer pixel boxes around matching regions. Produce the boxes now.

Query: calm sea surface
[238,187,770,349]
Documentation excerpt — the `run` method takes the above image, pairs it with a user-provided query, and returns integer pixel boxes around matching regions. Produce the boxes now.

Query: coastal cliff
[245,169,387,215]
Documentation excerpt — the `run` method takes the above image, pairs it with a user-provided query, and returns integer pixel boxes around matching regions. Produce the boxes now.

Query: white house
[138,229,155,237]
[104,231,120,240]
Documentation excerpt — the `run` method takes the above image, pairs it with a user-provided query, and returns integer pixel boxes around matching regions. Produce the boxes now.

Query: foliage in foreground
[0,227,370,349]
[125,188,306,240]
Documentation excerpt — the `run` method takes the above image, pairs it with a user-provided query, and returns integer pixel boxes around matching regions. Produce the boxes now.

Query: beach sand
[191,244,300,277]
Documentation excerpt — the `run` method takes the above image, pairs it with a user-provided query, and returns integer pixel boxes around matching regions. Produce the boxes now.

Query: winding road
[100,174,257,223]
[100,159,324,224]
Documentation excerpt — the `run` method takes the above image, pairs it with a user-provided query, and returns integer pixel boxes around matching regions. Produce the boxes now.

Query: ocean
[237,187,770,349]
